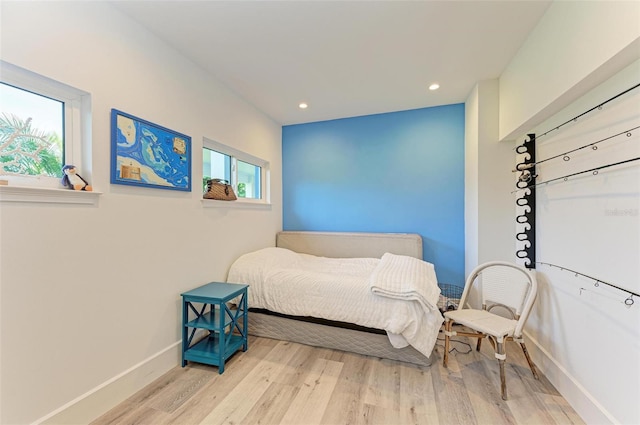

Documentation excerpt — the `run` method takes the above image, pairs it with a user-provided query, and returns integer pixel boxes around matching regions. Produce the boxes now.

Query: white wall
[499,1,640,141]
[465,79,515,276]
[491,4,640,422]
[0,2,282,424]
[521,60,640,425]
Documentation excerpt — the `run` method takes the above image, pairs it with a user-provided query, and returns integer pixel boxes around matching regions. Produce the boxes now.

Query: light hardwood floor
[92,334,584,425]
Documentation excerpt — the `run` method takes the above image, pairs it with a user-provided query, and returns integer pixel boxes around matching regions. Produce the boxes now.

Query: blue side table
[181,282,249,374]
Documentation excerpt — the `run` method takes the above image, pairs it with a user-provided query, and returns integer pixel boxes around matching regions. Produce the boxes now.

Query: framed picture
[111,109,191,192]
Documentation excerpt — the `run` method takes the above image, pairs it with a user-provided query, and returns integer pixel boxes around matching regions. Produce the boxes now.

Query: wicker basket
[203,179,237,201]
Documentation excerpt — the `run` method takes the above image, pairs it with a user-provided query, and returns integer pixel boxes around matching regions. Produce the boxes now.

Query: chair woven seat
[444,309,517,337]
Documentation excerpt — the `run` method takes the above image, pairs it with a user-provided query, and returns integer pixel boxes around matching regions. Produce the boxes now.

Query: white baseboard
[523,331,617,425]
[33,341,182,425]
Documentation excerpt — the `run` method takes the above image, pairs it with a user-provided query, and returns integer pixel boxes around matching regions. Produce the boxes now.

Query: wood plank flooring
[92,334,584,425]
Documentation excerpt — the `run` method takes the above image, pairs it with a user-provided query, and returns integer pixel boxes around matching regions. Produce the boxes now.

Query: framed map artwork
[110,109,191,191]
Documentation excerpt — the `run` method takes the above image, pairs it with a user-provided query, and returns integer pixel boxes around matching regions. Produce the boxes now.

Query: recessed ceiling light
[299,102,308,109]
[428,83,440,91]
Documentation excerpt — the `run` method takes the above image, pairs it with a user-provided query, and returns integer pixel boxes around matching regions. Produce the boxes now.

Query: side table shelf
[181,282,249,374]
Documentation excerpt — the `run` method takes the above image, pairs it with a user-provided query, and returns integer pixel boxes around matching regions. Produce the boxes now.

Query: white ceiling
[112,1,552,126]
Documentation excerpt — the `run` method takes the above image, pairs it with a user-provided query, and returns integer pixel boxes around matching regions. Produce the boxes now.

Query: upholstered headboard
[276,231,423,260]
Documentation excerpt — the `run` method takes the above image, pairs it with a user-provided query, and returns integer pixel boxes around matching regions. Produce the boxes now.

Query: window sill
[0,185,102,205]
[201,199,272,210]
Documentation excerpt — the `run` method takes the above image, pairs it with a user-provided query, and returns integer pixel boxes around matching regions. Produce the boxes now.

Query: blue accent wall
[282,104,465,286]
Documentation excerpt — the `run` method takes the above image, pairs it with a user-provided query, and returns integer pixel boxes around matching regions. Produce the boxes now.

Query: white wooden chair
[442,261,539,400]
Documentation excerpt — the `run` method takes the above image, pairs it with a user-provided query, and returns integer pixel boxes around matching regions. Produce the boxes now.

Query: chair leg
[497,340,507,400]
[443,319,451,367]
[476,337,482,351]
[519,341,539,380]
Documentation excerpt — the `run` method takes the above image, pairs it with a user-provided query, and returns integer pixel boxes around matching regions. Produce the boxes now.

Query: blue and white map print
[114,113,190,190]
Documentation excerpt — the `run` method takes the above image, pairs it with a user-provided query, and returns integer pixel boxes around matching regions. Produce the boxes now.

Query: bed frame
[245,231,433,366]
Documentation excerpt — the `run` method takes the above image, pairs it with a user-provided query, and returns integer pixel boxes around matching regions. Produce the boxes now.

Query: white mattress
[227,247,443,358]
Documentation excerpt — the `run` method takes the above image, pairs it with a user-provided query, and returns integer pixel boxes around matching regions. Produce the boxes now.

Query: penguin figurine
[61,165,93,191]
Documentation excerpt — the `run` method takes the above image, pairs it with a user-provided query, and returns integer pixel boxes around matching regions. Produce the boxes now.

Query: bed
[227,231,443,366]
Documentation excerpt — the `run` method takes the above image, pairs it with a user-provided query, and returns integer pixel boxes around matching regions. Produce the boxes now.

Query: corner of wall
[464,85,480,276]
[465,79,514,273]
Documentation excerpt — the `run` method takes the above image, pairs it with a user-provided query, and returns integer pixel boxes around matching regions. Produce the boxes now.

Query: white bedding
[227,247,444,358]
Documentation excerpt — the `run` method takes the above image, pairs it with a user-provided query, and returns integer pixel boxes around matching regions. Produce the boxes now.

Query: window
[236,159,261,199]
[0,83,64,177]
[203,148,231,188]
[202,137,269,205]
[0,61,90,189]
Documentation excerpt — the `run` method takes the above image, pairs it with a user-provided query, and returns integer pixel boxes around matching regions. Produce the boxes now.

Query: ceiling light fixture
[428,83,440,91]
[298,102,308,109]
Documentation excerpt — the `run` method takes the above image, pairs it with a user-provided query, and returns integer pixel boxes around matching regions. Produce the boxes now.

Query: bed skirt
[244,310,432,367]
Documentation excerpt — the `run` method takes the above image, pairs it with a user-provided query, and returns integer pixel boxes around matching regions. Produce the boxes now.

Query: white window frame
[0,61,97,204]
[202,137,270,209]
